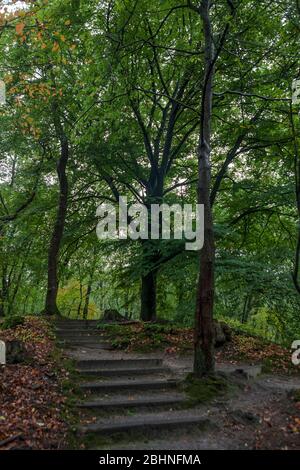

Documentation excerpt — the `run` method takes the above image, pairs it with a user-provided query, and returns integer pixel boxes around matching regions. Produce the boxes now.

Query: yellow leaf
[65,20,71,26]
[52,41,60,52]
[16,22,25,35]
[4,75,13,84]
[60,35,66,42]
[41,43,47,49]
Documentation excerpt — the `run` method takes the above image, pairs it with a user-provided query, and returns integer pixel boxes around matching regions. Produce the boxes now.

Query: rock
[233,368,249,380]
[102,309,125,323]
[5,340,27,364]
[233,365,261,380]
[214,320,232,347]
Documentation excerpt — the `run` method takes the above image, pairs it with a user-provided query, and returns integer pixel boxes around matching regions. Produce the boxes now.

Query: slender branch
[213,90,291,103]
[0,190,36,223]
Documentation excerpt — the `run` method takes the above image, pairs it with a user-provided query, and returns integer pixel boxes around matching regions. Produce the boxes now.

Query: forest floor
[0,317,73,450]
[101,322,298,375]
[0,317,300,450]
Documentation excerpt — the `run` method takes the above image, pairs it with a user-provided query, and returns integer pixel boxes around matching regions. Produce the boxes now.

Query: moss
[82,433,118,450]
[261,357,274,373]
[183,372,234,404]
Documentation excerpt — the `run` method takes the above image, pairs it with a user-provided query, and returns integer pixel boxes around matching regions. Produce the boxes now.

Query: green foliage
[57,281,99,320]
[1,314,25,330]
[0,0,299,349]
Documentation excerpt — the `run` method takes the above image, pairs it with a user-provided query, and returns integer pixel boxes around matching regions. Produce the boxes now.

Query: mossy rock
[214,320,232,347]
[102,309,125,323]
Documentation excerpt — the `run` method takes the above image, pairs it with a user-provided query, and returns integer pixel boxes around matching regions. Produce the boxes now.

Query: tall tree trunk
[193,0,215,377]
[44,105,69,315]
[241,292,252,323]
[0,294,4,317]
[78,279,83,317]
[140,196,161,322]
[83,281,92,320]
[0,270,8,318]
[290,103,300,294]
[141,270,157,321]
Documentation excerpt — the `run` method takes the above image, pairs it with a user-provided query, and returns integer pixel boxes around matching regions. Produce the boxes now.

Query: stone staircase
[55,319,211,449]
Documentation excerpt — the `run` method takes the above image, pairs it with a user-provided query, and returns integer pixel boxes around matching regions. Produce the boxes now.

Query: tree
[44,99,70,315]
[188,0,297,375]
[86,0,202,321]
[0,0,299,357]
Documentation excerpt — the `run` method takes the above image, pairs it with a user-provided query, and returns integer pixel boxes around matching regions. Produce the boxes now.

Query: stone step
[56,330,102,336]
[57,335,104,342]
[77,395,187,411]
[104,435,217,450]
[78,367,169,377]
[56,319,99,323]
[56,328,99,333]
[61,342,114,351]
[58,338,110,345]
[55,325,99,330]
[76,358,163,370]
[79,411,210,438]
[55,322,98,325]
[80,378,178,393]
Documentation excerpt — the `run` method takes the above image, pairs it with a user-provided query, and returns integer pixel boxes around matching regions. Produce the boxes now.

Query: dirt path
[57,320,300,450]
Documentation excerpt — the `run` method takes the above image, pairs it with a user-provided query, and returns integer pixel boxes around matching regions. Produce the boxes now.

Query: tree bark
[0,296,5,317]
[44,104,69,316]
[83,279,92,320]
[193,0,215,377]
[0,270,8,317]
[141,269,157,322]
[241,292,252,323]
[78,279,83,317]
[290,103,300,294]
[139,191,163,322]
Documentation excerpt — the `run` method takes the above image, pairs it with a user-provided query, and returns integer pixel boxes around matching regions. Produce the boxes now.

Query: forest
[0,0,300,456]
